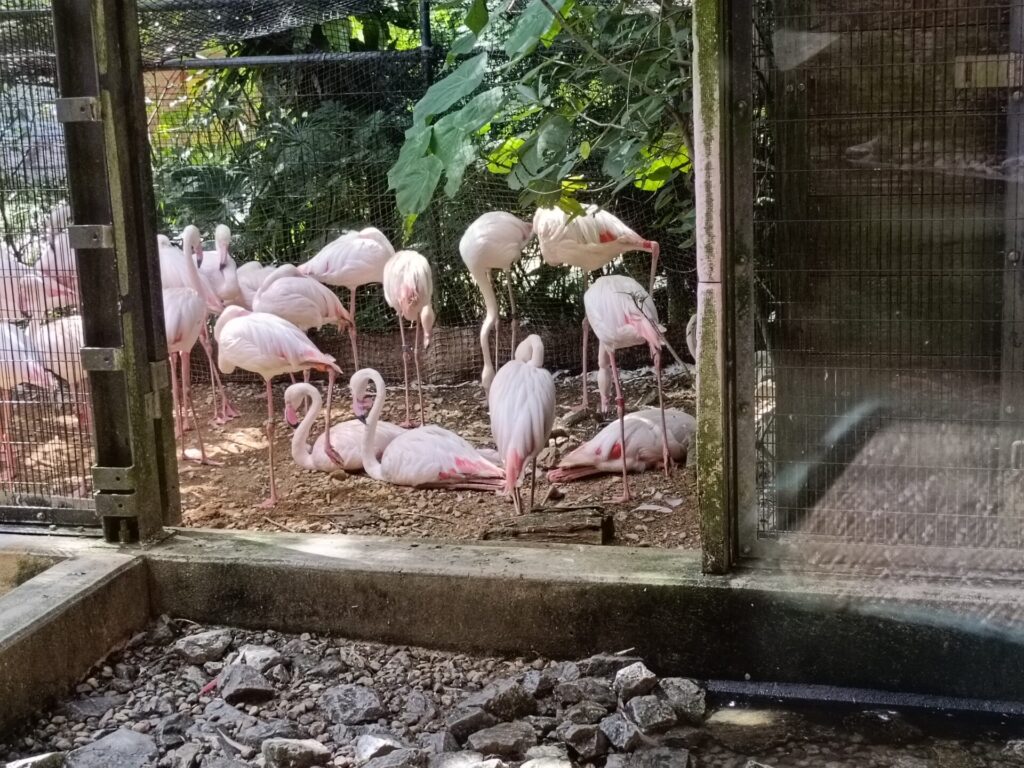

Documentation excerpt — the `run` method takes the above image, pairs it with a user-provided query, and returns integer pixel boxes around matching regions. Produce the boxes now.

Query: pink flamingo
[351,368,504,490]
[533,205,659,410]
[163,287,219,465]
[459,211,533,392]
[299,227,395,368]
[583,274,670,501]
[198,225,241,306]
[0,322,58,480]
[37,202,78,309]
[488,334,555,514]
[159,228,238,424]
[236,261,276,309]
[214,306,342,506]
[285,382,403,473]
[382,250,436,427]
[548,408,695,486]
[0,248,31,321]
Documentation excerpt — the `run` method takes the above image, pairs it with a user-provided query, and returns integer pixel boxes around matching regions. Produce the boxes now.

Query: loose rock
[321,684,387,725]
[576,654,644,678]
[237,718,302,747]
[5,755,65,768]
[462,680,536,721]
[563,701,607,725]
[520,669,557,698]
[520,760,571,768]
[655,679,704,724]
[155,713,193,749]
[627,746,692,768]
[262,737,331,768]
[600,713,645,752]
[465,721,536,759]
[65,729,158,768]
[553,678,615,709]
[557,723,608,761]
[234,644,284,671]
[219,663,277,704]
[418,731,459,754]
[171,629,233,664]
[63,694,126,720]
[613,662,658,701]
[363,748,428,768]
[356,733,406,761]
[624,696,676,734]
[427,751,484,768]
[446,708,498,741]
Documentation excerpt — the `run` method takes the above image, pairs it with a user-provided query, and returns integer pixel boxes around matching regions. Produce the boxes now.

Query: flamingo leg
[398,318,413,427]
[348,288,359,369]
[529,456,537,513]
[170,353,184,448]
[597,343,611,415]
[413,321,425,426]
[199,325,238,423]
[608,350,631,502]
[579,271,591,411]
[648,241,660,295]
[493,304,500,370]
[260,379,278,508]
[654,350,671,477]
[505,269,518,359]
[511,483,522,516]
[183,351,221,466]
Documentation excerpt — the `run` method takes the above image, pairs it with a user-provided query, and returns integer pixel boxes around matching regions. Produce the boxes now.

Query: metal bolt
[739,403,749,414]
[785,84,795,94]
[1009,250,1020,264]
[1014,90,1023,102]
[736,100,748,114]
[1007,405,1017,415]
[797,82,806,93]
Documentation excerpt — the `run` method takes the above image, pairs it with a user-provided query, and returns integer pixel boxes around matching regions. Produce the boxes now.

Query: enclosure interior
[751,0,1024,555]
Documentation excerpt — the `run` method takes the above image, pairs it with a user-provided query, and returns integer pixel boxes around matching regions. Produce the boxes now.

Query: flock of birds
[0,201,698,511]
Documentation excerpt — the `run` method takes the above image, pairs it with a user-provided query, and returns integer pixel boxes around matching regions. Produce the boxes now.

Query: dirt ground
[177,365,700,549]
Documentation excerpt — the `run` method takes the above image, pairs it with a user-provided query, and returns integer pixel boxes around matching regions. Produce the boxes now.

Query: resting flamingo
[488,334,555,514]
[198,225,241,306]
[215,306,342,506]
[158,228,238,423]
[0,322,58,480]
[299,227,395,368]
[37,202,78,309]
[548,408,695,485]
[584,274,670,501]
[351,368,504,489]
[382,250,435,427]
[459,211,533,392]
[285,382,403,473]
[164,287,218,465]
[236,261,276,309]
[533,205,659,410]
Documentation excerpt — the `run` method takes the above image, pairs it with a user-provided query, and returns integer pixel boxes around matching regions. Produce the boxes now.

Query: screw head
[1010,250,1021,264]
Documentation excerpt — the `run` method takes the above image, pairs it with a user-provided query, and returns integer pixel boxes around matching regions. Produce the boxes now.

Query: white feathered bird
[382,250,435,427]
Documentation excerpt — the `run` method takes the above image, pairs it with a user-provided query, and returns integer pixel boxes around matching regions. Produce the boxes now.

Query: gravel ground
[2,618,1023,768]
[178,366,699,549]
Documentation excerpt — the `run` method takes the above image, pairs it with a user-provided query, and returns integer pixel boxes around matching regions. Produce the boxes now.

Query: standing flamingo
[163,287,218,465]
[158,228,238,424]
[350,368,504,489]
[236,261,276,310]
[299,227,395,368]
[548,408,695,483]
[584,274,670,501]
[214,306,342,506]
[0,322,58,480]
[37,202,78,309]
[459,211,533,392]
[533,205,659,410]
[198,225,241,306]
[488,334,555,514]
[285,382,403,473]
[382,250,435,427]
[0,248,30,321]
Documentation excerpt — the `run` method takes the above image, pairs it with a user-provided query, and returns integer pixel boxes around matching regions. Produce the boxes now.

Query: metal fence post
[51,0,180,543]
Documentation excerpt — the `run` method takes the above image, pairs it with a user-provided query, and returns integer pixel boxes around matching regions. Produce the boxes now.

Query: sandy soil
[177,366,700,549]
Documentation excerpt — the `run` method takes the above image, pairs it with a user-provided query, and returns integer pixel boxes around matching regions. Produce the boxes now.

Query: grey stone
[418,731,459,754]
[148,615,178,645]
[627,746,692,768]
[200,699,257,733]
[63,694,127,720]
[219,663,276,704]
[613,663,658,701]
[576,654,643,679]
[401,691,437,726]
[204,760,249,768]
[524,746,566,760]
[446,707,498,741]
[65,729,158,768]
[743,762,777,768]
[548,662,580,682]
[600,713,645,751]
[655,679,705,724]
[462,680,536,721]
[321,684,387,725]
[842,710,923,745]
[563,701,607,725]
[520,669,557,699]
[465,721,536,759]
[179,666,207,690]
[234,644,284,671]
[363,748,428,768]
[523,716,557,736]
[605,756,627,768]
[237,718,302,747]
[171,743,204,768]
[553,677,615,709]
[113,663,137,680]
[427,751,483,768]
[5,755,65,768]
[171,629,233,664]
[262,737,331,768]
[558,723,608,761]
[520,759,570,768]
[624,696,676,734]
[155,713,193,749]
[657,725,706,750]
[307,660,345,678]
[475,761,506,768]
[356,733,405,762]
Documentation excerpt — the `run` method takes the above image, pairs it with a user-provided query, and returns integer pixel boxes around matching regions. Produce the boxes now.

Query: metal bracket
[92,465,136,492]
[81,346,124,371]
[94,492,138,518]
[55,96,101,123]
[67,224,113,250]
[1012,440,1024,470]
[954,54,1024,89]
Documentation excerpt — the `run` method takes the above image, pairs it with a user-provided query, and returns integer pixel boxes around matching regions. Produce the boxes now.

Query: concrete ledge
[146,529,1024,702]
[0,551,149,732]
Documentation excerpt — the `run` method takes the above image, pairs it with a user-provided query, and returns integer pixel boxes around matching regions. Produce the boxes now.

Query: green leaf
[412,53,488,125]
[393,154,444,216]
[465,0,490,35]
[579,140,591,160]
[539,0,573,46]
[535,115,571,162]
[487,136,525,174]
[449,31,477,60]
[453,87,505,133]
[388,125,433,187]
[505,0,568,59]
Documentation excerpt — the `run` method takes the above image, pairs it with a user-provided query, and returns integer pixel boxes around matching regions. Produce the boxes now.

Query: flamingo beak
[218,244,228,268]
[352,395,371,423]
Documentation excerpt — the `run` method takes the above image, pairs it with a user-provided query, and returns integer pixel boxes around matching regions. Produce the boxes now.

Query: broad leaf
[487,137,525,174]
[388,125,433,187]
[535,115,571,162]
[505,0,568,59]
[453,87,505,133]
[393,154,444,216]
[449,32,478,59]
[412,53,488,125]
[465,0,490,35]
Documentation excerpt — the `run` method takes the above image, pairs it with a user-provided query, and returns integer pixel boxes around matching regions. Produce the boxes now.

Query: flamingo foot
[258,495,277,509]
[183,448,223,466]
[614,490,633,503]
[222,399,240,419]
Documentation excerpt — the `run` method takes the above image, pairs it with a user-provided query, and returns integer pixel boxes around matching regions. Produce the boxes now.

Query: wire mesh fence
[751,0,1024,552]
[0,0,94,512]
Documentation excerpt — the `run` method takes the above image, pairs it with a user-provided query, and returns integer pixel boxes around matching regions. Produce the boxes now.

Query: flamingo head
[349,368,377,423]
[214,224,231,267]
[156,234,171,249]
[181,225,203,264]
[420,304,435,348]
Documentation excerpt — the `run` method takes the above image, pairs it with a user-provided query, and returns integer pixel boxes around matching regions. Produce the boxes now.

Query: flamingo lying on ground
[299,227,395,368]
[488,334,555,514]
[285,382,403,473]
[548,408,695,484]
[198,225,241,306]
[215,306,342,506]
[382,250,435,426]
[0,323,58,480]
[459,211,533,392]
[533,205,659,410]
[351,368,504,490]
[585,274,670,501]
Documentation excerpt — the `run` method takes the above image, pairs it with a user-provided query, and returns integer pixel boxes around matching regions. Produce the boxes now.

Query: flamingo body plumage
[198,225,241,306]
[0,322,58,479]
[382,250,435,426]
[253,264,351,334]
[236,261,276,310]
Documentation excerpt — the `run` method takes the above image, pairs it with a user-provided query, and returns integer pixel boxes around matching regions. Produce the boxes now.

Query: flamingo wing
[489,362,556,485]
[381,426,503,487]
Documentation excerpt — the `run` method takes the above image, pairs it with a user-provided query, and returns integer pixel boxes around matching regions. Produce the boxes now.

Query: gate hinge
[81,346,124,371]
[55,96,101,123]
[92,465,136,493]
[67,224,113,250]
[955,54,1024,89]
[1013,440,1024,470]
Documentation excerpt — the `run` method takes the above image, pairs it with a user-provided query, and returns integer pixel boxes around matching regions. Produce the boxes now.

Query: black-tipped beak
[356,414,367,424]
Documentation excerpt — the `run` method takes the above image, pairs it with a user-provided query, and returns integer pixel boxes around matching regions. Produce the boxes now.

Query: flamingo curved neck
[360,371,387,481]
[291,387,321,471]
